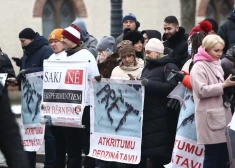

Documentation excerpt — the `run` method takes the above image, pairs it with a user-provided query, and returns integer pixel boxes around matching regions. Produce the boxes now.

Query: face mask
[188,44,192,55]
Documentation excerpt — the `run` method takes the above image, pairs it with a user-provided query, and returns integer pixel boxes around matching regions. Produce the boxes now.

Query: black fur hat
[123,28,144,45]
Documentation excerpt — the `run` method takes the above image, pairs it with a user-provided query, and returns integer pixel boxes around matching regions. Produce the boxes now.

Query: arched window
[42,0,76,38]
[206,0,233,25]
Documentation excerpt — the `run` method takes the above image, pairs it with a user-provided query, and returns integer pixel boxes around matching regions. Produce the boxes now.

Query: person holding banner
[60,25,99,168]
[47,28,67,168]
[110,40,144,80]
[190,34,235,168]
[140,38,179,168]
[8,28,54,168]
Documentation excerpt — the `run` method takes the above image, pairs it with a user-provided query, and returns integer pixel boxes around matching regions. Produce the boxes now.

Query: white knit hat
[145,38,164,54]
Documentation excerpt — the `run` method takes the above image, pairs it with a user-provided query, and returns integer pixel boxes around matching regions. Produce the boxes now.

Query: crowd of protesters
[1,5,235,168]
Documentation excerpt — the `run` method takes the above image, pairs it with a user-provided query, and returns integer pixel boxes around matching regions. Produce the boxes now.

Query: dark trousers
[51,126,67,168]
[65,106,96,168]
[203,143,229,168]
[44,125,56,167]
[65,127,83,168]
[26,151,36,168]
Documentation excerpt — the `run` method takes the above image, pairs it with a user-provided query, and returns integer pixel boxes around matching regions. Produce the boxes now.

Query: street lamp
[110,0,123,39]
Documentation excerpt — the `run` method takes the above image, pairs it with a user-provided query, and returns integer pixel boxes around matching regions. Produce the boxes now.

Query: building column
[110,0,123,39]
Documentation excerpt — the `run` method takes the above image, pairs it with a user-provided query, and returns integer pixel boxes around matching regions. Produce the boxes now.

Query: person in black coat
[0,84,30,168]
[8,28,54,168]
[141,38,179,168]
[221,45,235,114]
[163,16,188,69]
[218,9,235,54]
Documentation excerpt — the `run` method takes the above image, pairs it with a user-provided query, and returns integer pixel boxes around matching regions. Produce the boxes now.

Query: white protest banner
[0,73,7,86]
[89,79,144,164]
[40,60,87,128]
[165,85,204,168]
[21,71,45,151]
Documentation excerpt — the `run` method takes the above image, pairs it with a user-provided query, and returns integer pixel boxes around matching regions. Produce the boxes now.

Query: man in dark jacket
[71,18,98,57]
[8,28,54,168]
[114,13,140,51]
[162,16,188,69]
[0,84,30,168]
[218,9,235,54]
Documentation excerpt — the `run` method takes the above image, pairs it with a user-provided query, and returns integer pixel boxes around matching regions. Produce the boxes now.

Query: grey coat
[72,18,98,57]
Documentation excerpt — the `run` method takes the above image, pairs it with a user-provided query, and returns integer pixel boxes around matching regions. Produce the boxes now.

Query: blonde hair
[202,34,224,51]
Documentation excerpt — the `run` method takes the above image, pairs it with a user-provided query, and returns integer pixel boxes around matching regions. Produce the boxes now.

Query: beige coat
[110,58,144,80]
[190,60,232,144]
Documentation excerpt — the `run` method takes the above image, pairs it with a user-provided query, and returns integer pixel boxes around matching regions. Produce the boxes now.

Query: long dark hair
[190,32,206,59]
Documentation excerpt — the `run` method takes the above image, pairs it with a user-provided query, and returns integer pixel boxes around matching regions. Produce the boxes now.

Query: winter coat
[0,84,30,168]
[18,33,52,89]
[65,48,99,106]
[110,58,144,80]
[163,27,188,69]
[221,46,235,113]
[72,18,98,57]
[0,49,15,78]
[98,53,120,78]
[140,55,179,164]
[218,11,235,53]
[21,33,52,71]
[190,47,232,144]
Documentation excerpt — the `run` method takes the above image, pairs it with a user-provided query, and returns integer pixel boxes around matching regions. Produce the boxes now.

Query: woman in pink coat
[190,34,235,168]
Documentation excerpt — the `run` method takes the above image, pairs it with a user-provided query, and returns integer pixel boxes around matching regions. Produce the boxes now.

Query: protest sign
[89,79,144,164]
[40,60,87,128]
[165,84,204,168]
[21,71,45,151]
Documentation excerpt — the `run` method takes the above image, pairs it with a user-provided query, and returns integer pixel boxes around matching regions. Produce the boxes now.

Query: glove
[94,75,102,82]
[12,57,21,67]
[174,72,185,82]
[17,69,27,82]
[167,98,181,112]
[141,78,149,86]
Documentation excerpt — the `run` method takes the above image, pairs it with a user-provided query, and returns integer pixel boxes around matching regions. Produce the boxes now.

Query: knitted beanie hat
[97,36,115,52]
[117,40,136,58]
[122,13,137,23]
[189,20,212,37]
[48,28,63,42]
[19,28,36,39]
[145,38,164,54]
[61,25,81,44]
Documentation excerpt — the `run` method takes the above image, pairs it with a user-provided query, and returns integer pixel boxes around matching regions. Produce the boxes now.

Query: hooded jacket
[21,33,52,71]
[141,30,161,40]
[140,55,179,164]
[191,46,231,144]
[72,18,98,57]
[218,11,235,53]
[163,27,188,69]
[18,33,52,89]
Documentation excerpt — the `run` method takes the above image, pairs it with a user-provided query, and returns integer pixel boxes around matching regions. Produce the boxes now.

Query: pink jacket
[190,47,232,144]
